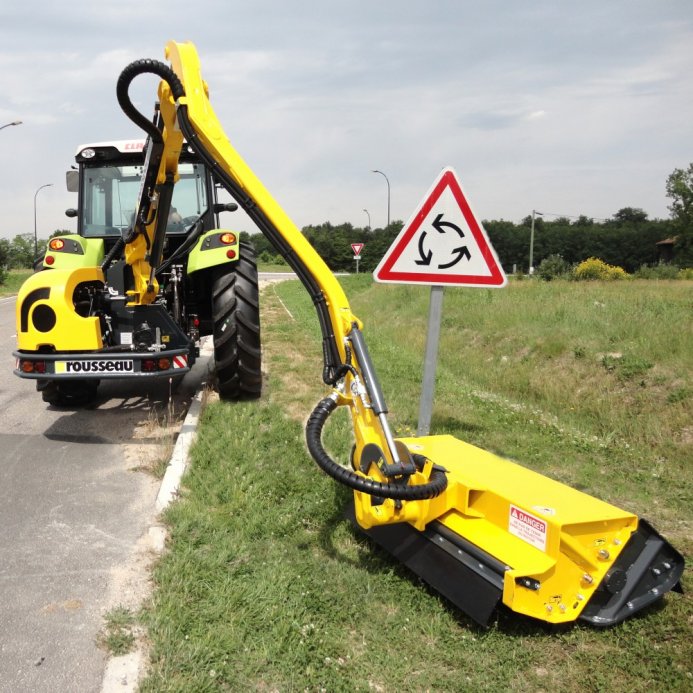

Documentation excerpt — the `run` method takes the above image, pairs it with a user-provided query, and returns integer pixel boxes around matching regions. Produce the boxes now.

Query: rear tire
[211,243,262,399]
[38,379,99,407]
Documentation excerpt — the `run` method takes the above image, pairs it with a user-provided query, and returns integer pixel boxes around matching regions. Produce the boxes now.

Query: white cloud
[1,1,692,240]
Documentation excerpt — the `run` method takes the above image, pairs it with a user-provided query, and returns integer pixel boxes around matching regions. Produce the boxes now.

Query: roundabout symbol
[415,213,471,269]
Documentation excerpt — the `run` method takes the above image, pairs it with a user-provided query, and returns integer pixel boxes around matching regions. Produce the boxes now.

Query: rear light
[220,232,236,245]
[49,238,65,251]
[45,255,55,266]
[142,358,172,372]
[193,317,200,327]
[226,249,237,259]
[20,360,46,374]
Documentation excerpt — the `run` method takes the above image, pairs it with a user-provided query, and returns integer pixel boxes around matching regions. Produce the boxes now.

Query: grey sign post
[416,285,445,436]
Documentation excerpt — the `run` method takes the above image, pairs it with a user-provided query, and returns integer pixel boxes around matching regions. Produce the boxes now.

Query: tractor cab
[64,140,222,257]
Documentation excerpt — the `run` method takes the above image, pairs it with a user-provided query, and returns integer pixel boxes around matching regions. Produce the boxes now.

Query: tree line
[249,163,693,273]
[2,164,692,275]
[248,209,676,274]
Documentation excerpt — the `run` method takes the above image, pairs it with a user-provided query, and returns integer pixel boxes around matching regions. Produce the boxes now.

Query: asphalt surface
[0,294,211,692]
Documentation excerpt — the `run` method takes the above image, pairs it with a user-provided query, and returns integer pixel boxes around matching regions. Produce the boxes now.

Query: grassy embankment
[138,276,692,692]
[0,268,31,296]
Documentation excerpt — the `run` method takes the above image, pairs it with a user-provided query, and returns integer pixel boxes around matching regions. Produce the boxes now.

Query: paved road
[0,295,210,693]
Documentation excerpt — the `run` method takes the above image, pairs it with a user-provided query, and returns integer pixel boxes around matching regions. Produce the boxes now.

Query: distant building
[656,236,677,263]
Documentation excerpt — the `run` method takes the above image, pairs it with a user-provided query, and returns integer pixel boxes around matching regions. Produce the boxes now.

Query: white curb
[101,339,213,692]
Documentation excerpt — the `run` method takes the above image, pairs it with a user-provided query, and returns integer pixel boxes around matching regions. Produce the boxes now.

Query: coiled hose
[116,59,185,141]
[306,396,448,500]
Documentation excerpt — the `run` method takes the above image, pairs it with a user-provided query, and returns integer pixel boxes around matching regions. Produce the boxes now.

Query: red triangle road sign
[351,243,364,257]
[373,168,507,287]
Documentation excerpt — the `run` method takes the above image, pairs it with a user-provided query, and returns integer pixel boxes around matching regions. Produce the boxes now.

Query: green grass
[98,606,138,656]
[257,262,293,273]
[140,277,692,691]
[0,268,32,295]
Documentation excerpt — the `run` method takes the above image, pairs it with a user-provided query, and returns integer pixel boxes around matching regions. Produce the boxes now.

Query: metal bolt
[582,573,594,584]
[559,603,566,613]
[612,538,622,546]
[598,549,610,560]
[577,594,585,601]
[546,604,553,613]
[663,562,671,570]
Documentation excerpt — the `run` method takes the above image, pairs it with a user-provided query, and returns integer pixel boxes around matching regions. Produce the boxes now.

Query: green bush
[537,254,571,281]
[0,239,9,285]
[258,250,287,265]
[634,263,681,279]
[574,257,628,281]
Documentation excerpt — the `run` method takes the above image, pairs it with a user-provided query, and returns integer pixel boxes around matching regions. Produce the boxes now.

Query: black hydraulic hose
[155,218,205,276]
[101,236,125,272]
[116,59,185,142]
[306,396,448,500]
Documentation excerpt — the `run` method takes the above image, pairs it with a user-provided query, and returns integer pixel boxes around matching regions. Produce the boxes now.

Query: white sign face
[373,167,507,287]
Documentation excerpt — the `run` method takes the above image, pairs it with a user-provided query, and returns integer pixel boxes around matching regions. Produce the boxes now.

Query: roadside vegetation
[0,268,31,296]
[139,276,691,691]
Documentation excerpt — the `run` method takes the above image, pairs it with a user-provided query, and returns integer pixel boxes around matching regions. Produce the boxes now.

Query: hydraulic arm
[116,41,684,627]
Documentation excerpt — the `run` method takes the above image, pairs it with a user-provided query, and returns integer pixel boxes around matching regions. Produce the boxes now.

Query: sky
[1,0,692,242]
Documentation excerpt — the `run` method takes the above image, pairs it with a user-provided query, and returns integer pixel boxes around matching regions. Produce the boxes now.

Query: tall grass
[140,277,691,692]
[0,268,32,295]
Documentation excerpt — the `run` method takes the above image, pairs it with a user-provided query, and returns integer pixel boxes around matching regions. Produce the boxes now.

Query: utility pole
[529,209,543,275]
[34,183,53,259]
[372,169,390,228]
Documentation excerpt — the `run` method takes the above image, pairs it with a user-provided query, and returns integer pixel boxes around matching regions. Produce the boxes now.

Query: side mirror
[213,202,238,213]
[66,170,79,193]
[65,208,78,218]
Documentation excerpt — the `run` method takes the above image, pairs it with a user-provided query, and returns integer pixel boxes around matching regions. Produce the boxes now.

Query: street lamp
[529,209,543,275]
[371,169,390,228]
[34,183,53,259]
[363,208,371,231]
[0,120,22,131]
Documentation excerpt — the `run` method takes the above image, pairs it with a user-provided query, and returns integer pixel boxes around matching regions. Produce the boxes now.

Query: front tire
[211,244,262,399]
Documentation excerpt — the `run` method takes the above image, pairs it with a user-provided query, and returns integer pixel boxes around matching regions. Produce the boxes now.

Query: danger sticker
[509,504,547,551]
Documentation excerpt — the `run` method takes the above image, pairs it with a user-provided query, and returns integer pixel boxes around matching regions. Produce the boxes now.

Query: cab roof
[74,140,145,156]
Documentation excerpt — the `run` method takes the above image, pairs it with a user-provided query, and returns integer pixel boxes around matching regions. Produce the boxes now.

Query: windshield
[80,162,208,237]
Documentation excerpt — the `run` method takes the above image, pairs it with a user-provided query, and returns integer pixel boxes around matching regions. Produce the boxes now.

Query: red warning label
[509,505,547,551]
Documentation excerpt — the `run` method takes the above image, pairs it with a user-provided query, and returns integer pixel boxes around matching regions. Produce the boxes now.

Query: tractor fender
[186,229,239,275]
[41,235,105,271]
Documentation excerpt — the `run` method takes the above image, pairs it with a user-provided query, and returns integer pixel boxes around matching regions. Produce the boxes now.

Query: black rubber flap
[580,518,685,626]
[346,504,504,627]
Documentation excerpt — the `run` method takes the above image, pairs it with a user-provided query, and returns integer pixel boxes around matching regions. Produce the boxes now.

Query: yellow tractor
[14,42,684,627]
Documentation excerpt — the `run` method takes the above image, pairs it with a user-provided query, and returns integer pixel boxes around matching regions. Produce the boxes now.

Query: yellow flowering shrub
[574,257,629,281]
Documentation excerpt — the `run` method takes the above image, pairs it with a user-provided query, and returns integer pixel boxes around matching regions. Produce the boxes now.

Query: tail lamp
[20,359,47,374]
